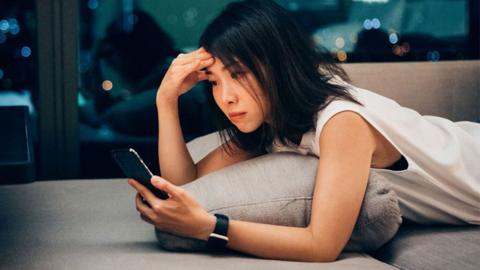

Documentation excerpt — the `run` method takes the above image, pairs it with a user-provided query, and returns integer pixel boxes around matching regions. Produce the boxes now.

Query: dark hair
[199,0,362,155]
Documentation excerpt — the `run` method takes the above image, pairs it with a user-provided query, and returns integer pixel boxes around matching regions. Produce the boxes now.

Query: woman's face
[205,57,270,133]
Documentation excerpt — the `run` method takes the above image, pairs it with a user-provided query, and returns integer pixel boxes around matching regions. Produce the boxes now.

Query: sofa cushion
[371,223,480,270]
[0,179,396,269]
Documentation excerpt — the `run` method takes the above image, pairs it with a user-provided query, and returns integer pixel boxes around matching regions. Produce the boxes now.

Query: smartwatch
[207,213,229,249]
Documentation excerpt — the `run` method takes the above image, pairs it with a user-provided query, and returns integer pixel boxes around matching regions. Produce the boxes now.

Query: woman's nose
[221,85,237,104]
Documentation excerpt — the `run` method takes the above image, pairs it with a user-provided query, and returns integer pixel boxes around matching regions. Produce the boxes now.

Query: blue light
[363,19,372,30]
[9,24,20,35]
[0,68,4,80]
[389,33,398,44]
[371,18,381,29]
[0,20,9,31]
[88,0,98,10]
[21,46,31,58]
[427,51,440,62]
[7,18,18,28]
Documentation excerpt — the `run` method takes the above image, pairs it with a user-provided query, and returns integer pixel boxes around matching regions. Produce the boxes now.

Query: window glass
[78,0,476,178]
[0,1,38,149]
[278,0,471,62]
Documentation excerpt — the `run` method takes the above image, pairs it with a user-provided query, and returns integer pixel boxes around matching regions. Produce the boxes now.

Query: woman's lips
[229,112,247,121]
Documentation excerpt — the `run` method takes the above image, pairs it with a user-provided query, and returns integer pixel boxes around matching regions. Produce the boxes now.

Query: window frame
[36,0,79,180]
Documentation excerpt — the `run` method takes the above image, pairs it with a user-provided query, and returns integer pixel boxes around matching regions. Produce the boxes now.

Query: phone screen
[112,148,169,200]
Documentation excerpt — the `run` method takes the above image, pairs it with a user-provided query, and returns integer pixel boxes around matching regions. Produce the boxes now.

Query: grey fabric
[342,60,480,122]
[0,179,396,270]
[155,152,402,253]
[371,224,480,270]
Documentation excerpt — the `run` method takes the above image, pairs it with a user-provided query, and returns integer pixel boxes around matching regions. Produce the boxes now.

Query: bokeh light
[21,46,31,57]
[337,50,347,62]
[102,80,113,91]
[335,37,345,48]
[389,33,398,44]
[371,18,381,29]
[87,0,98,10]
[427,50,440,61]
[0,20,9,32]
[9,24,20,35]
[363,19,372,30]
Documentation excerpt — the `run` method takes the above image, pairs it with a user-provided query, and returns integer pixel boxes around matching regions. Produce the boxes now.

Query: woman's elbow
[307,251,339,263]
[308,243,342,262]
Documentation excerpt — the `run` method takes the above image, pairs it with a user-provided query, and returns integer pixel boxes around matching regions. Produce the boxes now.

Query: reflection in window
[279,0,471,63]
[78,1,217,178]
[77,0,477,178]
[0,1,37,136]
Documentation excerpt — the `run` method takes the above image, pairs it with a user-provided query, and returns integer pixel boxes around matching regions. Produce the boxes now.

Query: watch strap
[207,213,229,248]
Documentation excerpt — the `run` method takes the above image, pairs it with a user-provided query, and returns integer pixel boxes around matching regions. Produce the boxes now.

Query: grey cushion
[342,60,480,122]
[371,223,480,270]
[155,152,402,253]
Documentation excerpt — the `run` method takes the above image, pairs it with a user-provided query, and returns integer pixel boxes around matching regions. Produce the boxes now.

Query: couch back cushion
[342,60,479,122]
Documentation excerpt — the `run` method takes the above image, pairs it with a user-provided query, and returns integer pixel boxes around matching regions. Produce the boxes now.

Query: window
[76,0,478,179]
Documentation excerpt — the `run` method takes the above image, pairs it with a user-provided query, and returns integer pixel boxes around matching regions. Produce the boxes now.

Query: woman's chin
[235,122,261,133]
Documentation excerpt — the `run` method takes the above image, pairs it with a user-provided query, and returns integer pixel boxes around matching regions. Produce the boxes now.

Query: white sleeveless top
[268,76,480,225]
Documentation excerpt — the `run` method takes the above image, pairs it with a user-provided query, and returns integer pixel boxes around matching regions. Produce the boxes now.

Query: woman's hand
[128,175,216,241]
[156,47,215,104]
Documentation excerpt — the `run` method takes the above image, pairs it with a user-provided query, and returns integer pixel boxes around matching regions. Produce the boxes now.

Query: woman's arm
[156,48,257,185]
[156,48,214,185]
[133,110,377,262]
[197,111,377,262]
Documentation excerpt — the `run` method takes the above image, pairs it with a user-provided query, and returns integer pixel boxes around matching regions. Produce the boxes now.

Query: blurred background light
[0,19,9,32]
[102,80,113,91]
[335,37,345,48]
[427,50,440,61]
[337,50,348,62]
[21,46,31,58]
[9,24,20,35]
[389,33,398,44]
[363,19,372,30]
[87,0,99,10]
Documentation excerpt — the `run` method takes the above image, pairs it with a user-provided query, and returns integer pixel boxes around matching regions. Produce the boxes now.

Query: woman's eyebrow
[204,66,229,75]
[205,62,243,75]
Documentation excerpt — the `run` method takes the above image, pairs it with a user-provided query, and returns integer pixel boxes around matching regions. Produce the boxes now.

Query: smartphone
[112,148,169,200]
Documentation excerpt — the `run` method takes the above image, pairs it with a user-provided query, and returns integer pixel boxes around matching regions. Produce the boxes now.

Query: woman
[128,0,480,262]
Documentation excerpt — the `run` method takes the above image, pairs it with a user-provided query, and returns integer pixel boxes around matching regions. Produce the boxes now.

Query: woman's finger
[128,179,160,207]
[135,193,156,219]
[151,176,187,201]
[140,213,154,225]
[174,51,213,65]
[182,57,215,74]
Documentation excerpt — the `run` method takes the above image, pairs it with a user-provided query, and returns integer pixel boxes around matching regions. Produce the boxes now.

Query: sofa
[1,60,479,269]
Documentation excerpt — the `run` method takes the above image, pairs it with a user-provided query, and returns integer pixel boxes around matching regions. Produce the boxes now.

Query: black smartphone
[112,148,169,200]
